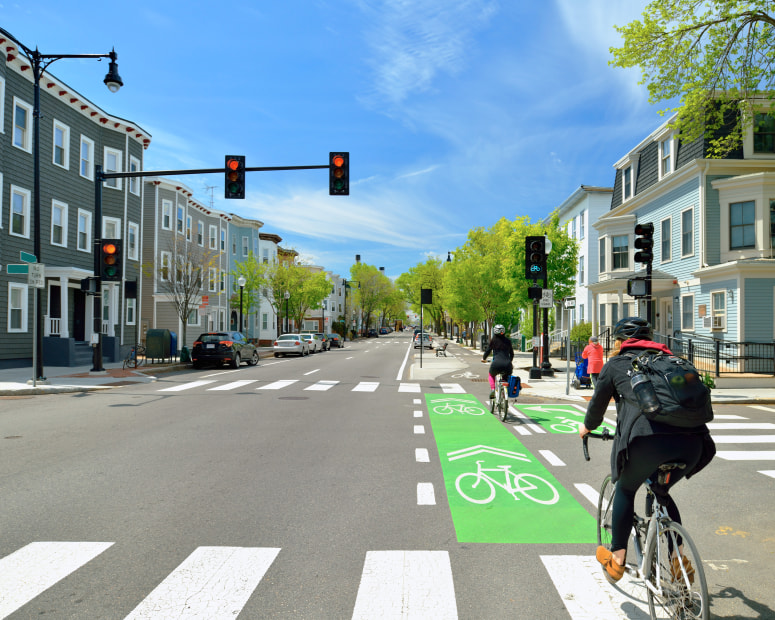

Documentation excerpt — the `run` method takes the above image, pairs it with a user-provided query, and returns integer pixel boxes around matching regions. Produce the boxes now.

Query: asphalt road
[0,332,773,619]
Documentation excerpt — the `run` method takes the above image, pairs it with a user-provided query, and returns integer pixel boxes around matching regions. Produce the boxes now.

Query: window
[162,200,172,230]
[599,237,606,272]
[77,209,91,252]
[730,200,755,249]
[51,200,68,247]
[103,147,122,189]
[53,120,70,169]
[232,234,237,254]
[611,302,619,326]
[578,256,585,284]
[612,234,629,270]
[187,308,200,326]
[660,217,671,262]
[80,136,94,180]
[262,313,268,330]
[13,98,33,152]
[128,222,139,260]
[209,225,217,249]
[220,272,225,291]
[623,166,633,201]
[103,217,120,239]
[160,252,172,281]
[660,137,672,177]
[580,212,585,239]
[681,208,694,256]
[681,295,694,330]
[176,205,184,234]
[711,291,726,330]
[186,215,192,241]
[570,218,576,239]
[753,113,775,153]
[197,221,204,246]
[8,283,28,332]
[209,268,218,292]
[10,186,31,238]
[126,298,136,325]
[221,229,226,252]
[599,304,606,329]
[242,236,249,257]
[129,156,141,195]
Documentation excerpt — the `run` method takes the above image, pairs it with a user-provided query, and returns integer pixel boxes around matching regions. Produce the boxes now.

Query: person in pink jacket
[581,336,604,385]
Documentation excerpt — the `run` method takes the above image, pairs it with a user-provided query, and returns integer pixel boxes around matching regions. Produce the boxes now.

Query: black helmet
[612,317,652,341]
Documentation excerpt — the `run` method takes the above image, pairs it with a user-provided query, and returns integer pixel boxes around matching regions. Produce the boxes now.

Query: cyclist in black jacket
[481,325,514,399]
[579,317,715,583]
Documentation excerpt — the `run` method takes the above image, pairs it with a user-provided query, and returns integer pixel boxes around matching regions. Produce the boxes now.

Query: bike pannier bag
[507,375,521,398]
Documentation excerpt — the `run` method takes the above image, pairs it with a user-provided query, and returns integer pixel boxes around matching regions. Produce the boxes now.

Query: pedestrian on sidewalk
[582,336,604,386]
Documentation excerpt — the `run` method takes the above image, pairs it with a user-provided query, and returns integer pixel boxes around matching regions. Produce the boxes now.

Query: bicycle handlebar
[582,427,612,461]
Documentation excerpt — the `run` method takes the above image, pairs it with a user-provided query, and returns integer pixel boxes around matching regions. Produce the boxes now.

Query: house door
[74,290,86,341]
[660,299,673,337]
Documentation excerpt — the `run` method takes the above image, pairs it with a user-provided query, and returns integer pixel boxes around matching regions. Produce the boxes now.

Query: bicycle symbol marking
[451,371,479,379]
[431,397,488,416]
[550,416,584,434]
[454,460,560,505]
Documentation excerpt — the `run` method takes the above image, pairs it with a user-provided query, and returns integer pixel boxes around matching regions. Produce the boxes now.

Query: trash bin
[480,334,489,351]
[145,329,171,361]
[169,331,178,358]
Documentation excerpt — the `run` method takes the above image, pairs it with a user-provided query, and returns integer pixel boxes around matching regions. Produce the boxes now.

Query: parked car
[300,333,322,353]
[327,333,343,348]
[191,331,258,369]
[379,327,388,334]
[367,329,379,338]
[413,333,433,349]
[273,334,310,357]
[314,333,330,351]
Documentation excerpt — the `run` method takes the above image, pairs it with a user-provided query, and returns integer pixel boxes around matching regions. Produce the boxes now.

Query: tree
[610,1,775,156]
[230,252,263,337]
[259,260,331,334]
[351,263,394,334]
[396,257,447,332]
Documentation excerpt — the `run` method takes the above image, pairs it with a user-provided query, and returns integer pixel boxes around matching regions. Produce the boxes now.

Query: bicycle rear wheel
[498,389,508,422]
[646,520,709,620]
[596,475,614,548]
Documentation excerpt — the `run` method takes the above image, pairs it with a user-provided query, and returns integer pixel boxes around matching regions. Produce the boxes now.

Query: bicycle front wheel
[646,520,709,620]
[596,475,614,548]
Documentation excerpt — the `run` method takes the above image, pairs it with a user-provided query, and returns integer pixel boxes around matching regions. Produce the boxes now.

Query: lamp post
[284,291,290,334]
[541,236,554,377]
[0,28,123,382]
[238,276,246,334]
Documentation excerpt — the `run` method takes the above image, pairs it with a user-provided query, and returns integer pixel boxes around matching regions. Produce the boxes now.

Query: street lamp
[284,290,290,334]
[238,276,246,334]
[0,28,123,381]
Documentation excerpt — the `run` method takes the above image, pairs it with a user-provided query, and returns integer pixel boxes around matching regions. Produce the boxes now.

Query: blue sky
[2,0,662,280]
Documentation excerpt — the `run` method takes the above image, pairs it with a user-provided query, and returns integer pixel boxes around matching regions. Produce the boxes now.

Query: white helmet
[493,324,505,335]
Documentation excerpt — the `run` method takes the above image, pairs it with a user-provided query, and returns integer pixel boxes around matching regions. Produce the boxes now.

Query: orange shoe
[596,546,625,583]
[671,555,695,585]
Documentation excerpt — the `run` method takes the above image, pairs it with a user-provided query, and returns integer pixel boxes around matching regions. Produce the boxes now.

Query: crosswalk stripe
[439,383,465,393]
[124,546,280,619]
[539,450,566,467]
[709,422,775,430]
[352,382,379,392]
[712,435,775,443]
[352,551,457,619]
[399,383,421,393]
[256,380,298,390]
[305,380,339,391]
[159,380,216,392]
[0,541,114,618]
[207,380,258,391]
[759,470,775,479]
[513,424,532,435]
[715,450,775,460]
[573,483,600,508]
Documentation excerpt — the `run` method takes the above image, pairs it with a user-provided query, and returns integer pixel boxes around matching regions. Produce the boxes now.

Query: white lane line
[417,483,436,505]
[440,383,465,394]
[708,422,775,430]
[0,542,114,618]
[539,450,566,467]
[716,451,775,460]
[574,483,600,508]
[305,380,339,391]
[352,551,457,619]
[414,425,425,434]
[399,383,421,393]
[159,380,216,392]
[352,382,379,392]
[714,414,748,419]
[207,380,258,391]
[125,546,280,619]
[750,405,775,413]
[396,342,412,381]
[712,435,775,443]
[759,470,775,479]
[414,410,423,418]
[256,380,298,390]
[413,399,422,405]
[416,448,430,462]
[304,369,320,376]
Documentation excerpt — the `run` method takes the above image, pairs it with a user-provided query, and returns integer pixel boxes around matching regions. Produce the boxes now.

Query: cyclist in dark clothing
[481,324,514,399]
[579,317,715,583]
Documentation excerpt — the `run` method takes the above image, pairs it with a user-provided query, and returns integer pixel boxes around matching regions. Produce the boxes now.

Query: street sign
[20,251,37,263]
[539,289,553,308]
[564,298,576,309]
[28,263,45,289]
[7,264,29,275]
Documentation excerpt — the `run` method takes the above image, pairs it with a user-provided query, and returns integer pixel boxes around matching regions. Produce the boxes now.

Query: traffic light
[525,236,546,280]
[100,239,122,282]
[225,155,245,199]
[634,222,654,264]
[329,152,349,195]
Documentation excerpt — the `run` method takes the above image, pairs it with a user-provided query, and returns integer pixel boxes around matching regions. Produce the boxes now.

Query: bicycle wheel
[646,520,709,620]
[511,473,559,504]
[490,391,496,415]
[498,390,508,422]
[455,473,496,504]
[136,346,146,366]
[596,475,614,548]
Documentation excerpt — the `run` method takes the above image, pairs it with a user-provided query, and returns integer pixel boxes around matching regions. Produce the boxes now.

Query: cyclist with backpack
[578,317,716,583]
[481,324,514,400]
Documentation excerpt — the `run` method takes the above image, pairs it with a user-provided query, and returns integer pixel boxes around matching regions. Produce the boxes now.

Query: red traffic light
[225,155,245,199]
[329,152,349,196]
[100,239,122,281]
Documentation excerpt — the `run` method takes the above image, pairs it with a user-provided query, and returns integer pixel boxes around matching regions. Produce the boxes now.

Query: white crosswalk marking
[539,450,565,467]
[417,483,436,505]
[709,422,775,430]
[352,551,457,619]
[439,383,465,393]
[573,483,600,508]
[125,546,281,619]
[352,382,379,392]
[399,382,421,392]
[0,541,114,618]
[305,380,339,391]
[712,435,775,443]
[760,470,775,479]
[716,451,775,460]
[159,380,216,392]
[207,380,258,391]
[256,380,298,390]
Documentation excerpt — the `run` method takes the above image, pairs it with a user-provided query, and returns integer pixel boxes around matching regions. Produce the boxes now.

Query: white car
[273,334,310,357]
[413,333,433,349]
[300,333,322,353]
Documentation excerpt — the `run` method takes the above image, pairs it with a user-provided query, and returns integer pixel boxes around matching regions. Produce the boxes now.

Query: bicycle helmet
[493,324,506,335]
[611,317,652,341]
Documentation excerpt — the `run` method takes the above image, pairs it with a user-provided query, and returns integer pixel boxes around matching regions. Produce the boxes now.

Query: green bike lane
[425,395,613,544]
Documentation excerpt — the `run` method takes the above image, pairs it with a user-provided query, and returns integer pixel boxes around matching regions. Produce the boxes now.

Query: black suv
[191,331,259,369]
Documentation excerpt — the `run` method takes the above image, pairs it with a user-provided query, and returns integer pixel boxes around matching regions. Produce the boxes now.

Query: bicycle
[123,343,146,369]
[583,429,709,620]
[455,460,559,505]
[488,371,509,422]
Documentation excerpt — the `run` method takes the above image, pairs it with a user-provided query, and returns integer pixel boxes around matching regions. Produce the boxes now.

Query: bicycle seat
[654,462,686,486]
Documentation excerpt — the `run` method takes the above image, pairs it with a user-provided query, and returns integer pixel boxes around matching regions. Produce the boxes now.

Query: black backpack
[626,351,714,428]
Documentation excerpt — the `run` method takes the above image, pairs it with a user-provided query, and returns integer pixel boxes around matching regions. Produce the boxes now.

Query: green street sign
[20,251,37,263]
[7,264,29,275]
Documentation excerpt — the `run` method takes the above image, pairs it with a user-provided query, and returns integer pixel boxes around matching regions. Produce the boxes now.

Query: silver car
[300,333,322,353]
[273,334,310,357]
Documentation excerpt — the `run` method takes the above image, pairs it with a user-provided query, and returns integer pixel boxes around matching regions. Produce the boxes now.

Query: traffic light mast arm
[96,164,330,181]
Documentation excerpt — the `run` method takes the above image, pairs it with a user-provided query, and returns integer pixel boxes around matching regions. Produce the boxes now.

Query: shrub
[570,321,592,343]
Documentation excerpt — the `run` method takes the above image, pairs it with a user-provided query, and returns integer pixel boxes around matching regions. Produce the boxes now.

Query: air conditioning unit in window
[702,316,712,329]
[712,316,726,330]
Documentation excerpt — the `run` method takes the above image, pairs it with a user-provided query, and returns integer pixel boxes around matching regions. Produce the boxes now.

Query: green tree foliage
[350,263,397,333]
[610,1,775,157]
[259,260,331,332]
[230,252,263,333]
[396,257,447,332]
